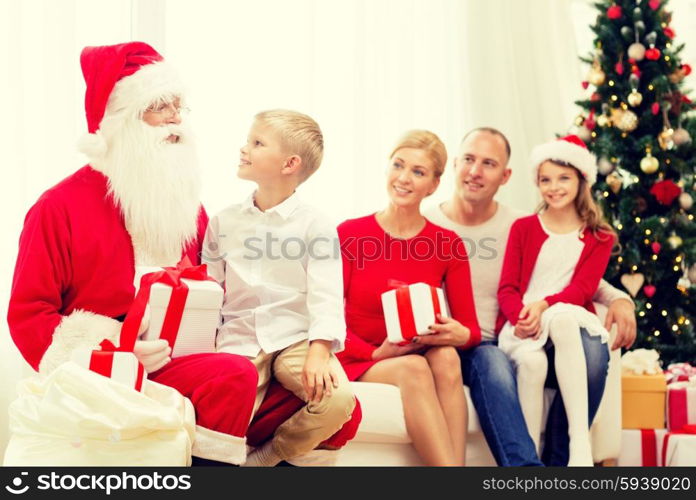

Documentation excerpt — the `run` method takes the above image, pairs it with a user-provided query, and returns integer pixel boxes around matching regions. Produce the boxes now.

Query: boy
[204,110,355,466]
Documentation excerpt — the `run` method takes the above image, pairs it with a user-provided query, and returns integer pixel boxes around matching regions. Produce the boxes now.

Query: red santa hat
[78,41,184,157]
[530,134,598,186]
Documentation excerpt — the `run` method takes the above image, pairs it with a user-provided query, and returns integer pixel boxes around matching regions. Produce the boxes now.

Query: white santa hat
[77,41,185,158]
[530,134,598,186]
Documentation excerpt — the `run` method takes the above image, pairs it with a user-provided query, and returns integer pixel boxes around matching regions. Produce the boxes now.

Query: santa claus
[7,41,360,467]
[6,42,259,465]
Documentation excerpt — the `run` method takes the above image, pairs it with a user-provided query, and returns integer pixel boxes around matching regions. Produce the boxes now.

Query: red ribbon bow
[395,284,442,345]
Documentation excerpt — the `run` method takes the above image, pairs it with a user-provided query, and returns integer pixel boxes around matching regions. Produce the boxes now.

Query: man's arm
[594,279,637,350]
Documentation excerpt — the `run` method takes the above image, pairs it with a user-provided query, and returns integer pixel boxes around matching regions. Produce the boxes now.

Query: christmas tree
[571,0,696,364]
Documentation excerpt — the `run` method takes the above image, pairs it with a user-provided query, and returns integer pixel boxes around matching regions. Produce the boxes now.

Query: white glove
[133,339,171,373]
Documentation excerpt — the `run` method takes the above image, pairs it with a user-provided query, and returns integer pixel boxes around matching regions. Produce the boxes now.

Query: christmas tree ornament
[584,110,597,130]
[651,242,662,254]
[679,192,693,210]
[597,114,611,127]
[590,92,601,102]
[669,67,686,83]
[620,273,645,297]
[621,26,634,41]
[643,285,657,298]
[650,179,682,205]
[651,102,660,115]
[677,276,691,293]
[645,48,661,60]
[634,20,646,35]
[664,26,675,38]
[649,0,661,10]
[607,4,622,19]
[582,80,590,89]
[673,128,692,146]
[658,126,675,150]
[587,60,606,86]
[628,89,643,106]
[606,172,623,193]
[615,61,624,75]
[640,149,659,174]
[667,233,683,249]
[611,107,638,132]
[682,64,692,75]
[598,157,615,175]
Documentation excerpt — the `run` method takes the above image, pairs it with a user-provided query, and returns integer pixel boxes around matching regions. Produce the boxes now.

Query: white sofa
[334,306,622,466]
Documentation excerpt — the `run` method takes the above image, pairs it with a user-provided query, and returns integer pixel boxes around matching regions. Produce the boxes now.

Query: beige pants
[250,340,355,460]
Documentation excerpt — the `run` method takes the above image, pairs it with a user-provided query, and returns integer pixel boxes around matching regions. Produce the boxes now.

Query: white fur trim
[107,62,185,116]
[38,309,122,376]
[530,140,597,186]
[285,449,339,467]
[192,425,247,465]
[77,131,108,160]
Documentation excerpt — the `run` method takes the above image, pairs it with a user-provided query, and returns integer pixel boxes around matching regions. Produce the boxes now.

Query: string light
[665,56,671,62]
[660,217,667,223]
[609,80,615,86]
[618,223,624,230]
[591,131,597,138]
[611,95,618,101]
[646,303,652,309]
[648,84,654,90]
[635,217,641,223]
[639,311,646,317]
[644,238,650,244]
[652,255,658,261]
[618,256,623,263]
[689,215,694,221]
[655,330,660,336]
[678,317,686,325]
[632,265,638,271]
[676,256,683,262]
[666,42,672,48]
[687,319,692,326]
[672,325,679,332]
[662,310,668,317]
[673,265,680,271]
[645,229,652,235]
[603,191,609,197]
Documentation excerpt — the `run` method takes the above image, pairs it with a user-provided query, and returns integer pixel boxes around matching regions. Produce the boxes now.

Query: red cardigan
[495,215,615,334]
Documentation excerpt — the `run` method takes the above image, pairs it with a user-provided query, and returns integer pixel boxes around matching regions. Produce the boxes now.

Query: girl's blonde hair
[389,130,447,179]
[536,161,617,244]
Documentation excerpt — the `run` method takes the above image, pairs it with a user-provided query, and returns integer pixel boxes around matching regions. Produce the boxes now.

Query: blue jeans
[458,329,609,466]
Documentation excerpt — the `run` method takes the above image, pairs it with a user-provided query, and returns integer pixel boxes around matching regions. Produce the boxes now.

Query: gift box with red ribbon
[70,292,146,391]
[618,429,667,466]
[137,257,223,358]
[381,282,449,345]
[667,380,696,432]
[71,347,145,392]
[662,425,696,466]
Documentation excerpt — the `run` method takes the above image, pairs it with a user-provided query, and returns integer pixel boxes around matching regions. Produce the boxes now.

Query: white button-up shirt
[203,191,346,357]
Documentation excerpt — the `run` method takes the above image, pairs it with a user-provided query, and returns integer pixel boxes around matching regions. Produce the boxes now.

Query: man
[7,42,258,465]
[420,127,636,466]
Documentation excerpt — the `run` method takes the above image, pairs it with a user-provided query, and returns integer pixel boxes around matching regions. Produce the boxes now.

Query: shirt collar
[242,190,301,220]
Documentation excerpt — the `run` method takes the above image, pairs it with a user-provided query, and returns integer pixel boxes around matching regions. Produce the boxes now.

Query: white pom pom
[77,132,107,160]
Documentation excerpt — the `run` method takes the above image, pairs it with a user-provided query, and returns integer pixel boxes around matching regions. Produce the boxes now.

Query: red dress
[337,214,481,380]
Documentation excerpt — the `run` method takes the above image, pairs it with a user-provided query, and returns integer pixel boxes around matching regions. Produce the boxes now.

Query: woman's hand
[411,314,471,347]
[372,337,425,361]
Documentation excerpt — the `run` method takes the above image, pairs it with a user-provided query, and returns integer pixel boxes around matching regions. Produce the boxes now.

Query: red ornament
[650,180,682,206]
[582,81,589,89]
[585,112,596,130]
[607,4,622,19]
[652,102,661,115]
[645,48,661,60]
[682,64,692,76]
[664,26,675,39]
[651,242,662,254]
[643,285,656,298]
[615,61,624,75]
[682,95,692,104]
[631,65,641,78]
[590,92,601,102]
[649,0,661,10]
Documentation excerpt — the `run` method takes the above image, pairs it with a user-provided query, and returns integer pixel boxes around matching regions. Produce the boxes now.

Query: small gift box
[621,373,667,429]
[662,426,696,466]
[381,282,449,345]
[667,380,696,432]
[136,258,223,358]
[71,343,145,392]
[621,349,667,429]
[618,429,667,466]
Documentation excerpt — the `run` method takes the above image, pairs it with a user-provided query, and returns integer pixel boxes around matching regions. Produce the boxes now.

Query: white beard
[91,117,202,267]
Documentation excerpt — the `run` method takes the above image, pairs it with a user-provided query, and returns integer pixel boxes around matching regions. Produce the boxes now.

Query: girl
[496,135,616,466]
[337,130,481,466]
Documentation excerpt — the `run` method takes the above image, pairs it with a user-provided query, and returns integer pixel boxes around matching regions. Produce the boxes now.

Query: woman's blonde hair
[389,129,447,179]
[536,161,617,245]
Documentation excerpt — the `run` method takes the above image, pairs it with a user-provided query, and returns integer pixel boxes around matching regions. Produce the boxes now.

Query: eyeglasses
[144,101,190,118]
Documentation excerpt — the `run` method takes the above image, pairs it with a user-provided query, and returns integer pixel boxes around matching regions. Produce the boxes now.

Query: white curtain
[2,0,695,454]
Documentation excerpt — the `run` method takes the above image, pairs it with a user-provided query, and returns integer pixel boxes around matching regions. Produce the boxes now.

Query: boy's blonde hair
[254,109,324,182]
[389,129,447,179]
